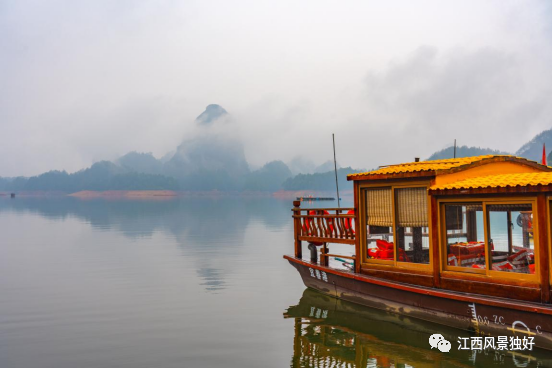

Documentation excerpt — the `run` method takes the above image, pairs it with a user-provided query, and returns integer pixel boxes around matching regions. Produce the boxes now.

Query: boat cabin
[290,155,552,303]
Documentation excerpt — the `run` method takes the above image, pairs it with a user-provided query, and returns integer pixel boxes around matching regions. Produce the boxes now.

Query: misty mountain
[287,156,316,175]
[426,146,509,161]
[1,104,254,192]
[117,152,163,174]
[243,161,292,191]
[314,160,340,173]
[159,150,175,163]
[163,104,250,190]
[516,129,552,163]
[3,102,549,193]
[195,104,229,125]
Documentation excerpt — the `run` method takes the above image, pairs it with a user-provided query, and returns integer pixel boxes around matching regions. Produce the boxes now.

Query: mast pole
[333,133,341,208]
[454,139,457,159]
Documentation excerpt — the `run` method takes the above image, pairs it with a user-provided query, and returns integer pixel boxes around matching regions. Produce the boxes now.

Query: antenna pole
[454,139,457,159]
[333,133,341,208]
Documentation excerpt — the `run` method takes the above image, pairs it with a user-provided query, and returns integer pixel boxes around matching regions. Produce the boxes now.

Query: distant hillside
[287,156,316,175]
[117,152,162,174]
[314,160,340,173]
[426,146,509,161]
[243,161,292,191]
[0,161,179,192]
[516,129,552,163]
[282,167,360,191]
[4,108,548,192]
[426,129,552,163]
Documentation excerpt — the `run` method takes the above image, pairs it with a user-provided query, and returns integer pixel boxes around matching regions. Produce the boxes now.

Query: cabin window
[366,188,393,226]
[442,200,539,278]
[444,204,486,270]
[366,188,394,261]
[365,186,430,265]
[486,204,534,274]
[394,188,429,264]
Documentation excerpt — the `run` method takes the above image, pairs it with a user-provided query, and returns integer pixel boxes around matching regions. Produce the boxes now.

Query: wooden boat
[284,155,552,350]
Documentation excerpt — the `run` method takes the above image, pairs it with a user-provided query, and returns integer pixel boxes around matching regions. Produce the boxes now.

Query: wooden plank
[440,270,539,287]
[441,277,541,302]
[360,266,434,287]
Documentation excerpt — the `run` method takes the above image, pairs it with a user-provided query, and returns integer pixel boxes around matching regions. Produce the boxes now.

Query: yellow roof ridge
[348,155,548,178]
[430,172,552,191]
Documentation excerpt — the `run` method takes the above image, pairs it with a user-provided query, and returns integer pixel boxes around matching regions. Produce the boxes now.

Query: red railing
[292,200,356,266]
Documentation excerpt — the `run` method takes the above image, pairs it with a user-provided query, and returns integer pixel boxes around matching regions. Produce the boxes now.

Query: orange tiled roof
[430,172,552,191]
[347,155,546,178]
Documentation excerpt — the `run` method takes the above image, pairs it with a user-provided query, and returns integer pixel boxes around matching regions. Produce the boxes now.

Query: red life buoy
[344,209,355,234]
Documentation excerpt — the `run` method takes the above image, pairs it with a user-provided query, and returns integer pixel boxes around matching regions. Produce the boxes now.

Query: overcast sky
[0,0,551,177]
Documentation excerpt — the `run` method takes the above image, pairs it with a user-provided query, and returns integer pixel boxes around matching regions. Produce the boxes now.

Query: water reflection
[196,267,227,291]
[0,196,291,294]
[284,289,551,368]
[0,196,291,238]
[0,196,305,366]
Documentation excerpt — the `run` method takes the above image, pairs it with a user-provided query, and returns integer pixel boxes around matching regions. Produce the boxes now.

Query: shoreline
[1,189,354,199]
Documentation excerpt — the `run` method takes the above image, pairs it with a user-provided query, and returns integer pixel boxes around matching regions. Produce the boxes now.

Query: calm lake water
[0,196,550,367]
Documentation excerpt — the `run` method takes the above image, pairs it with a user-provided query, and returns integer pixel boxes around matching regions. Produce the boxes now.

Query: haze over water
[0,196,550,367]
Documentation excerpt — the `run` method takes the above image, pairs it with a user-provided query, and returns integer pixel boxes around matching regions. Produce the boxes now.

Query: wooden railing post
[320,243,329,266]
[293,200,302,258]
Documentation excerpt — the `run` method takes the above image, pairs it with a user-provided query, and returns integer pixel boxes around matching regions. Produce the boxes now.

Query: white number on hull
[469,303,543,337]
[308,268,328,283]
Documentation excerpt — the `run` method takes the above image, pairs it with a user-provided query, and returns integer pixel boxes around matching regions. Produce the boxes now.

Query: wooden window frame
[545,195,553,287]
[359,180,432,271]
[439,197,540,282]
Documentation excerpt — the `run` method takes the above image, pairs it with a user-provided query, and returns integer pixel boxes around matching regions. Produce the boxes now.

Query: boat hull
[286,256,552,350]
